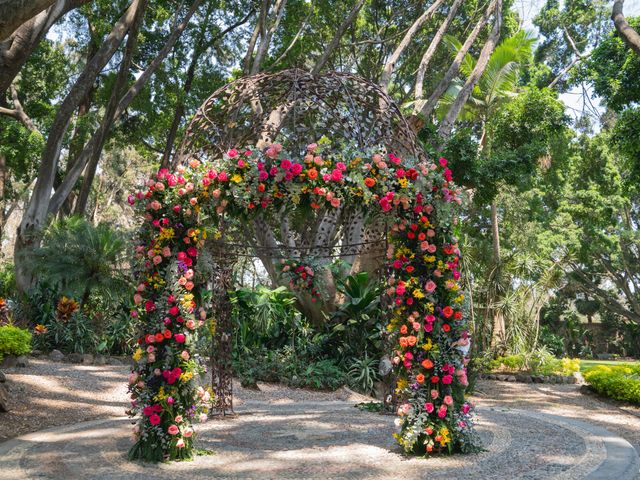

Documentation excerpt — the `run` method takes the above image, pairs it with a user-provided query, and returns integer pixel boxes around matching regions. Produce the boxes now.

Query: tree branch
[311,0,365,75]
[414,0,463,103]
[612,0,640,55]
[48,0,204,215]
[270,0,313,68]
[438,0,502,137]
[379,0,445,93]
[414,0,497,121]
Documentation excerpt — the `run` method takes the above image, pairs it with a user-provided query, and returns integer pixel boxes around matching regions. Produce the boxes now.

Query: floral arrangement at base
[127,137,477,461]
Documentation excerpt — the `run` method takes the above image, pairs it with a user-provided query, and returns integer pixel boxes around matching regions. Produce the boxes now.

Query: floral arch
[126,69,476,462]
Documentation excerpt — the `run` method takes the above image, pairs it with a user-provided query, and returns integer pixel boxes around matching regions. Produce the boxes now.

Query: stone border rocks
[481,372,582,384]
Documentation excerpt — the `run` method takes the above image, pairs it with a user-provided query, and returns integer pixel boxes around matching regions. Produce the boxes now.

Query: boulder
[107,357,122,365]
[0,384,7,412]
[496,375,508,381]
[506,375,516,382]
[31,349,43,356]
[0,370,5,382]
[94,354,106,366]
[532,376,544,383]
[67,353,83,363]
[49,350,64,362]
[378,356,393,377]
[0,355,17,369]
[15,355,28,368]
[81,354,94,364]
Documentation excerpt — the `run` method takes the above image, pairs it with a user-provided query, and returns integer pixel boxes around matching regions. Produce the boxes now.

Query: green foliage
[539,325,565,356]
[487,349,580,376]
[347,355,379,395]
[25,216,128,305]
[232,286,300,352]
[233,347,345,391]
[0,264,16,299]
[38,310,98,354]
[584,363,640,405]
[0,324,32,360]
[329,272,384,364]
[577,16,640,111]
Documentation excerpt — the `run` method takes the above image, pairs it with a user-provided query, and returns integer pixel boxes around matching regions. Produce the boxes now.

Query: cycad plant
[26,216,128,306]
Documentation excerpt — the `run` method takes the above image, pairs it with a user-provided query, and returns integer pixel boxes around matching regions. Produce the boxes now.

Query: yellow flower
[412,289,425,299]
[180,371,193,382]
[398,178,408,188]
[154,386,167,402]
[132,348,143,362]
[422,338,433,351]
[230,174,242,183]
[396,378,408,392]
[454,294,465,303]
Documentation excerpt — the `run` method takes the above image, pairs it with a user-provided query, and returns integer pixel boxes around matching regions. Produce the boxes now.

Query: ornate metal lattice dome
[178,69,421,161]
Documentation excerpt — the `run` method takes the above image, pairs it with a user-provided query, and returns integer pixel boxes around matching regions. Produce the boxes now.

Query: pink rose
[174,333,186,343]
[444,395,453,406]
[424,402,434,413]
[424,280,437,293]
[149,414,161,425]
[227,148,238,158]
[168,424,179,435]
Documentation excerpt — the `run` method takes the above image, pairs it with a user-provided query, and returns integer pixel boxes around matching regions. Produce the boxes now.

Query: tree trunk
[14,0,142,292]
[413,0,463,109]
[0,0,91,99]
[74,0,147,216]
[489,201,505,349]
[612,0,640,55]
[415,0,497,120]
[0,0,57,41]
[46,0,203,217]
[0,152,6,244]
[438,0,502,137]
[378,0,445,93]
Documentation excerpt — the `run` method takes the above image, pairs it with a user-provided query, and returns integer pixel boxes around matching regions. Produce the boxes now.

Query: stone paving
[0,398,638,480]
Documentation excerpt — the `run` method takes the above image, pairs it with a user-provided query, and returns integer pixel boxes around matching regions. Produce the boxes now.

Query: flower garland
[127,137,475,461]
[385,158,477,454]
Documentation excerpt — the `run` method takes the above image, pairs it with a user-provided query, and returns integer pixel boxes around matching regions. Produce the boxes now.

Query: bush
[0,324,32,361]
[487,350,580,376]
[583,364,640,405]
[234,347,345,390]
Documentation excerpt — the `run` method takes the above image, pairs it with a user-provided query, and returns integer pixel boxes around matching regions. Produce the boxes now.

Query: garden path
[0,359,638,479]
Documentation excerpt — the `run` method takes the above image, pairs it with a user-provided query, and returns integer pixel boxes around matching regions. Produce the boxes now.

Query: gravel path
[0,358,368,441]
[0,359,639,480]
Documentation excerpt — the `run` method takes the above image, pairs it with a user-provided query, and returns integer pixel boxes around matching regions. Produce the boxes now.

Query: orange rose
[399,337,409,348]
[307,168,318,180]
[364,177,376,188]
[416,374,425,384]
[400,325,408,334]
[407,335,417,346]
[421,359,433,369]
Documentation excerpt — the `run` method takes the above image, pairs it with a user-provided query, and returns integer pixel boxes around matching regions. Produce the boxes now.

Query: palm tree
[437,30,536,349]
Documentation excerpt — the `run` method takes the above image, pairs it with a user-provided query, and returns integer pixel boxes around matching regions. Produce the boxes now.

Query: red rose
[443,306,454,318]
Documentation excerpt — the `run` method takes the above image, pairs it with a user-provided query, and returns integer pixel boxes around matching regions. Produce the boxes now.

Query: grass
[579,359,638,372]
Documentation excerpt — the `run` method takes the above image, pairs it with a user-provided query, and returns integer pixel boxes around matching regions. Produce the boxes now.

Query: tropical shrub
[233,346,345,390]
[24,216,128,306]
[0,324,32,361]
[488,350,580,376]
[583,364,640,405]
